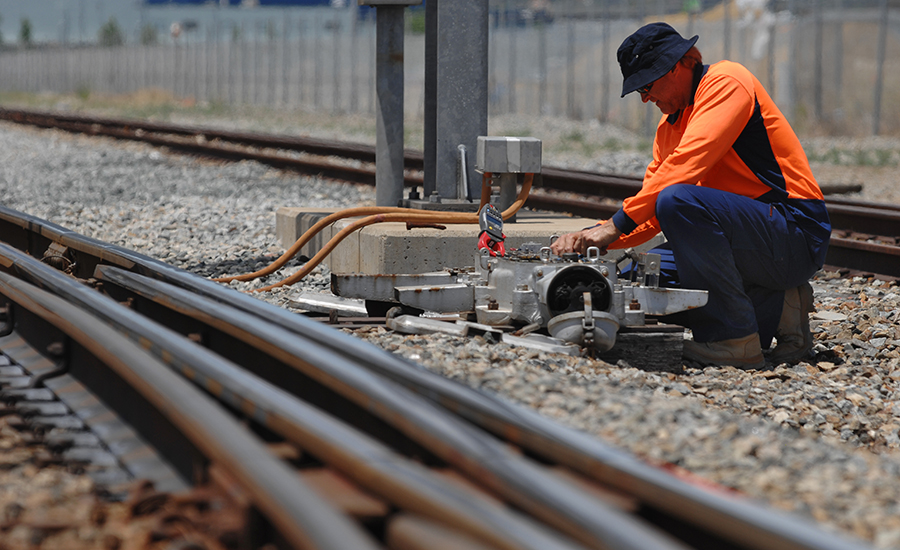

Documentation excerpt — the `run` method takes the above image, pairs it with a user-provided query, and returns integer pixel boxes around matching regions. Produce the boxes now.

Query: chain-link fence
[0,1,897,136]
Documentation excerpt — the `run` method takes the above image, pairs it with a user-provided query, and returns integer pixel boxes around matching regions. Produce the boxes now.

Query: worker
[550,22,830,370]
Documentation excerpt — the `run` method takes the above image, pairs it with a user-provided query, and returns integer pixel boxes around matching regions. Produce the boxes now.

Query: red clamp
[478,230,506,257]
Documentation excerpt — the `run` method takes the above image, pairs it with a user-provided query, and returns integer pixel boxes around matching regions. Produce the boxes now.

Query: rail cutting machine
[329,136,708,354]
[331,243,708,353]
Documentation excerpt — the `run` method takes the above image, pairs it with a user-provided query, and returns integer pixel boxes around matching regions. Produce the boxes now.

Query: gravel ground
[0,114,899,548]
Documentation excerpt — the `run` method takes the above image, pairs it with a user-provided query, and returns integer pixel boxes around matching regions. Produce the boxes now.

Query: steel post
[429,0,489,202]
[375,6,406,207]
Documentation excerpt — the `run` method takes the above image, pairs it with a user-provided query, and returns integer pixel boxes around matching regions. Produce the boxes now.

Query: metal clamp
[581,291,594,351]
[479,248,494,271]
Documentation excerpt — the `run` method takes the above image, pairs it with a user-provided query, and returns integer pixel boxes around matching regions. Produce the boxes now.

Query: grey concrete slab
[276,206,600,275]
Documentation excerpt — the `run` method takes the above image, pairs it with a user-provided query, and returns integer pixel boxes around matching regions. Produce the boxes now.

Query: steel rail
[78,269,688,548]
[0,217,690,549]
[0,270,378,550]
[824,236,900,278]
[1,107,896,278]
[164,274,872,550]
[0,107,424,167]
[0,107,871,206]
[96,265,612,550]
[522,193,900,277]
[0,248,586,550]
[0,205,872,550]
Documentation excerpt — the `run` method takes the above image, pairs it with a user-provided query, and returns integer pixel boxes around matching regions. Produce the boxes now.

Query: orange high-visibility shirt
[610,60,829,260]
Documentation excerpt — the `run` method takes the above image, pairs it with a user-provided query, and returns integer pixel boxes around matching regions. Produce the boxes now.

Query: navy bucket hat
[617,22,698,97]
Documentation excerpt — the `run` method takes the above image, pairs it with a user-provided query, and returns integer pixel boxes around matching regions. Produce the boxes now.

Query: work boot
[683,333,766,370]
[768,282,814,364]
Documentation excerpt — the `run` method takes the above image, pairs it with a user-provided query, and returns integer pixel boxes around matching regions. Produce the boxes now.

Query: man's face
[638,63,693,115]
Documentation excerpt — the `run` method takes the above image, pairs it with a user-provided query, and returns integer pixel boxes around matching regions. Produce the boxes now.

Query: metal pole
[814,0,823,122]
[375,6,406,207]
[787,0,797,123]
[350,9,359,113]
[282,13,290,106]
[833,0,844,114]
[723,0,731,60]
[601,0,610,122]
[509,16,517,114]
[873,0,888,136]
[433,0,489,201]
[268,20,277,106]
[766,8,776,99]
[538,22,547,114]
[332,16,341,113]
[314,15,322,109]
[423,0,437,197]
[566,3,576,119]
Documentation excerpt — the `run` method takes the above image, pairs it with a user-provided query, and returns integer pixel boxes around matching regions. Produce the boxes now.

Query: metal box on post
[476,136,542,222]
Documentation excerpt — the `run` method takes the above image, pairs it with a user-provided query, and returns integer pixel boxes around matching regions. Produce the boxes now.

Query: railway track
[0,203,875,547]
[0,107,895,279]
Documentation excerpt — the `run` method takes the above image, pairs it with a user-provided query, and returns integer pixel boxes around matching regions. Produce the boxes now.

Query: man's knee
[655,184,696,227]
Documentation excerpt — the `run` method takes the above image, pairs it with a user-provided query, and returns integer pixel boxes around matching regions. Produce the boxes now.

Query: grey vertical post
[433,0,489,201]
[509,20,517,114]
[362,1,420,207]
[282,13,290,105]
[332,15,341,113]
[723,0,731,60]
[873,0,889,136]
[376,6,405,206]
[766,7,775,96]
[814,0,823,122]
[350,9,359,113]
[787,0,797,123]
[269,20,277,106]
[566,6,575,119]
[298,20,306,105]
[314,15,322,109]
[424,0,437,197]
[538,19,548,114]
[601,0,609,121]
[833,0,843,118]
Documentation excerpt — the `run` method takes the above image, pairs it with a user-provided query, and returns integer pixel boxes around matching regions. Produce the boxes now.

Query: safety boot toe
[683,333,766,370]
[768,282,814,364]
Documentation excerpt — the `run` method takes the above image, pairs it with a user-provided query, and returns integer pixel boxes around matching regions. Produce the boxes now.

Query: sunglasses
[636,81,654,95]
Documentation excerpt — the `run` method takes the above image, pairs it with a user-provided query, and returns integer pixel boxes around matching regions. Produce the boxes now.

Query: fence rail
[0,1,897,136]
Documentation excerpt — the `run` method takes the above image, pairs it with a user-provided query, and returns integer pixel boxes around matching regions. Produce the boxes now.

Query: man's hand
[551,220,623,256]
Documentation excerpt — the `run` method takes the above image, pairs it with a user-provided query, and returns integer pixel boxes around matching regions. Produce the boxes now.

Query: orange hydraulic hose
[213,172,495,284]
[479,171,494,210]
[253,173,533,292]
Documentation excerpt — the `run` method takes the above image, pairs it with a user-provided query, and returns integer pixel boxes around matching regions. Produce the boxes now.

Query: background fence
[0,0,898,137]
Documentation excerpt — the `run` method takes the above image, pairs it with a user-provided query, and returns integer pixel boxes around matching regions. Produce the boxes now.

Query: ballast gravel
[1,119,900,548]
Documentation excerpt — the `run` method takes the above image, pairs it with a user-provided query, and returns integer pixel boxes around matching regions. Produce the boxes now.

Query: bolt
[488,298,499,310]
[629,299,641,311]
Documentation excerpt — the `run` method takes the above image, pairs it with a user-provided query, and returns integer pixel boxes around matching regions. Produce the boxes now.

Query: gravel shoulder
[0,109,899,548]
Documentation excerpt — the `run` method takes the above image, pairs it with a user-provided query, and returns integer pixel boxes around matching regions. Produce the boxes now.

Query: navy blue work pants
[652,185,820,346]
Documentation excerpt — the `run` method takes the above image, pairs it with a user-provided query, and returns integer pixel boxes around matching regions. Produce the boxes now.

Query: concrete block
[276,206,599,275]
[476,136,542,174]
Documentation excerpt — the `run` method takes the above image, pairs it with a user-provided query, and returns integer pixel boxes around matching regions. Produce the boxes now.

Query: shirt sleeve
[614,70,758,234]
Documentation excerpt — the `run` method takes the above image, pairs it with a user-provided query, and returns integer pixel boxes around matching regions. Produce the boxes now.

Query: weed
[75,85,90,101]
[602,137,622,152]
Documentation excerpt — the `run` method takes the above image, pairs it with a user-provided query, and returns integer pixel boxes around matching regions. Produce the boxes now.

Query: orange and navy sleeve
[610,69,757,237]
